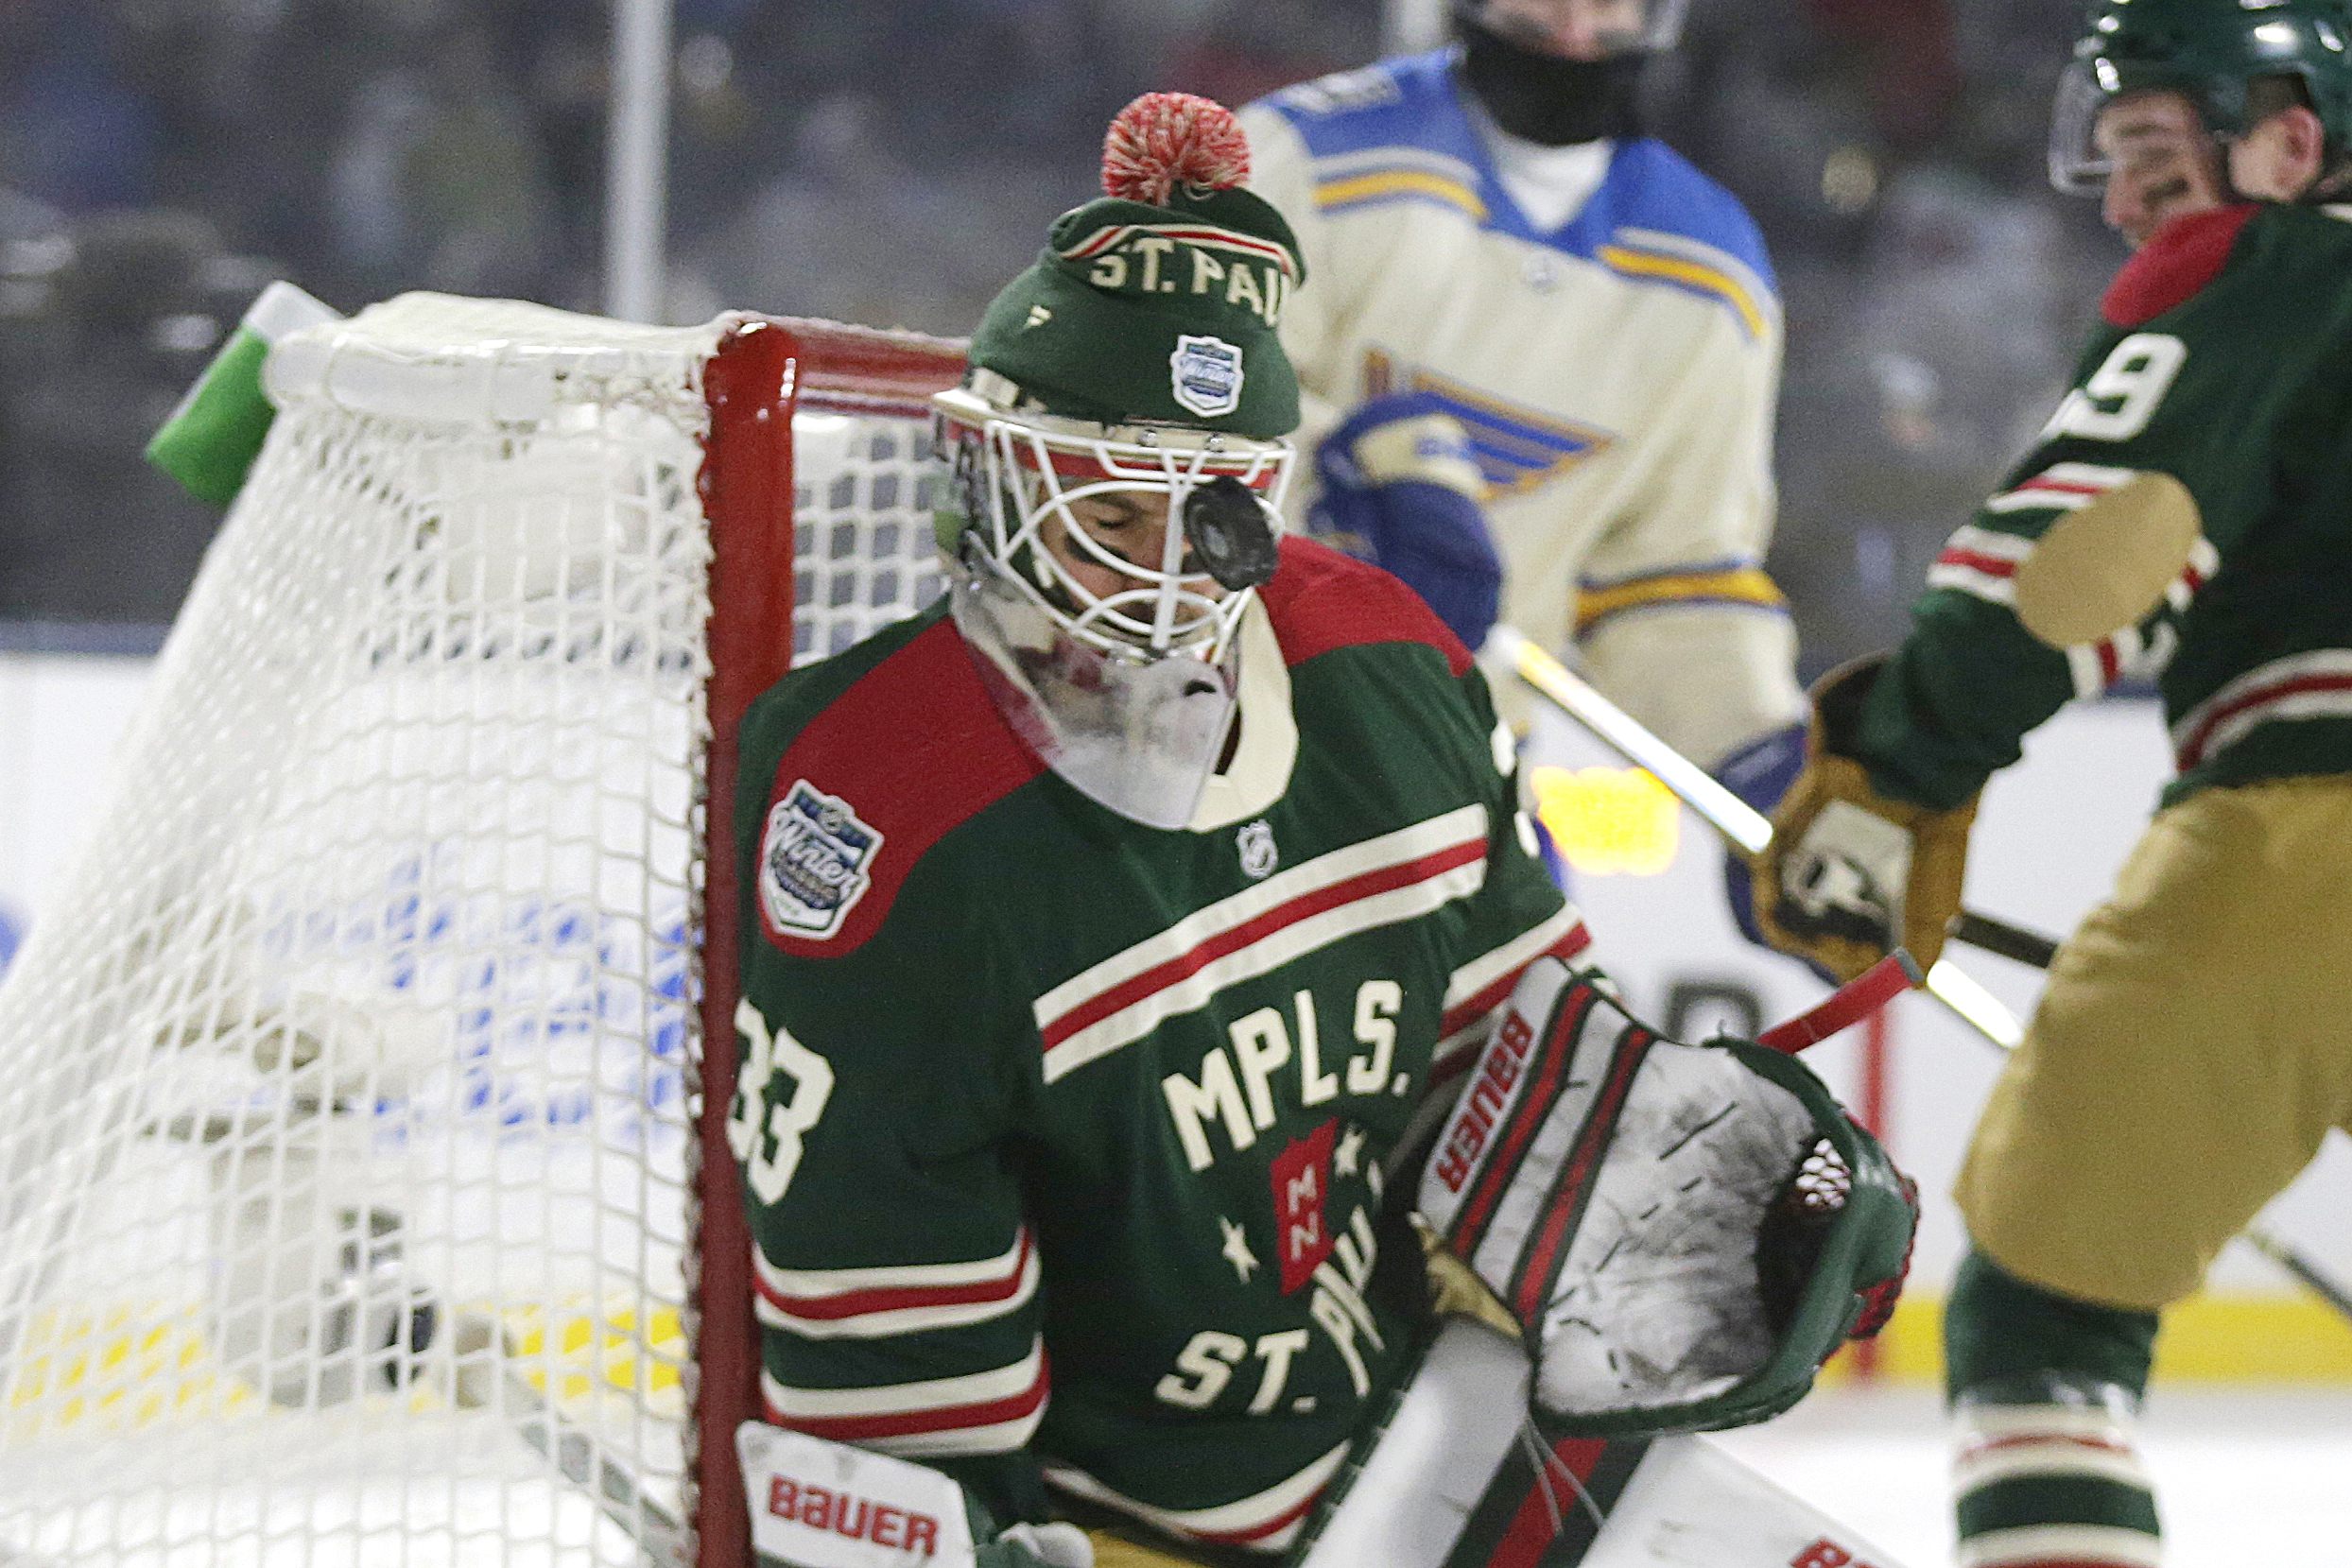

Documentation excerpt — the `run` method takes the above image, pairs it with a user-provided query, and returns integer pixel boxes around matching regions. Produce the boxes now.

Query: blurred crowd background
[0,0,2124,675]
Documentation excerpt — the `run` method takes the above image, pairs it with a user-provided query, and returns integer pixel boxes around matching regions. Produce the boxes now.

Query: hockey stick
[1486,629,2352,1327]
[447,1312,686,1567]
[1483,627,2048,1048]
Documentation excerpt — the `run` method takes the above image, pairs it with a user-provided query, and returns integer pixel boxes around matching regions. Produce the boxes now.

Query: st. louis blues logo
[759,781,882,939]
[1169,334,1244,418]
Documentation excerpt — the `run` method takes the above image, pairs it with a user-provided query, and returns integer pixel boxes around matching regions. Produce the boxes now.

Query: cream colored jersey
[1241,52,1803,767]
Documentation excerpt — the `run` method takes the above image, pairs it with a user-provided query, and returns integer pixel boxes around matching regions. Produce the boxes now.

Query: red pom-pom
[1101,93,1251,205]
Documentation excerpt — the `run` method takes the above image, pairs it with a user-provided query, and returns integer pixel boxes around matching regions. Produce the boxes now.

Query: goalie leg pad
[1419,958,1916,1435]
[1293,1322,1911,1567]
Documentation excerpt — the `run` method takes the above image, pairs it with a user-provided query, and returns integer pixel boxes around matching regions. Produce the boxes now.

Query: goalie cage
[0,294,967,1568]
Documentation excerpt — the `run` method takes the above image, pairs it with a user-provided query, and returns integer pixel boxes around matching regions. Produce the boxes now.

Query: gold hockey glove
[1752,659,1978,984]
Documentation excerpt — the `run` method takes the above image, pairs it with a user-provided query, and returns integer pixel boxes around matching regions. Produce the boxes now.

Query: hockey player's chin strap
[1453,9,1647,146]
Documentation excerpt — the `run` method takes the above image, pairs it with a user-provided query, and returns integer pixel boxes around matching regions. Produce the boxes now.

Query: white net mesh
[790,414,945,665]
[0,296,957,1567]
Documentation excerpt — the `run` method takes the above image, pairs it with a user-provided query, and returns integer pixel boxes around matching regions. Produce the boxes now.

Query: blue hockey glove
[1309,392,1501,651]
[1713,722,1826,974]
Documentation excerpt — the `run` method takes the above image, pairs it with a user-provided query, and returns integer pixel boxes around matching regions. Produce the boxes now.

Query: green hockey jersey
[730,538,1587,1552]
[1854,201,2352,810]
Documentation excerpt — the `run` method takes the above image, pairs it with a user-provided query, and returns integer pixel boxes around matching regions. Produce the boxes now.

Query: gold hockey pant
[1956,773,2352,1310]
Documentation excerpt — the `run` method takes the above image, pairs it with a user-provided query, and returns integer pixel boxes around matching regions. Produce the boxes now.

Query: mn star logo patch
[1169,334,1244,418]
[1271,1118,1338,1295]
[760,780,882,940]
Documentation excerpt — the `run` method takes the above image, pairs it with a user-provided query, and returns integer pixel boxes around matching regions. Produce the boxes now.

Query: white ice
[1713,1383,2352,1568]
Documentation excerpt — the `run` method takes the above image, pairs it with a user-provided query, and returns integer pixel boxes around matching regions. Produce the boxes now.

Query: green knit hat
[966,95,1306,439]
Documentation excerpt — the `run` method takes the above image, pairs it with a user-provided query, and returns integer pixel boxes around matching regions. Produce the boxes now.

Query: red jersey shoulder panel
[754,615,1044,956]
[2101,203,2259,327]
[1261,535,1475,677]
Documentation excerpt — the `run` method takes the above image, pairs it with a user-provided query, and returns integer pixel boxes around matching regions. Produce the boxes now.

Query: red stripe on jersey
[1438,923,1594,1041]
[1935,547,2019,579]
[1958,1432,2136,1463]
[1261,536,1474,677]
[1186,1490,1327,1547]
[2102,203,2258,327]
[1039,836,1488,1048]
[764,1355,1050,1444]
[757,616,1046,956]
[2177,671,2352,768]
[2096,640,2122,688]
[755,1230,1033,1322]
[2014,478,2106,499]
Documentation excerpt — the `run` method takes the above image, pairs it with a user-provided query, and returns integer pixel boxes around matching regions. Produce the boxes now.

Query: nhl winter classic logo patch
[1169,334,1244,418]
[760,780,882,940]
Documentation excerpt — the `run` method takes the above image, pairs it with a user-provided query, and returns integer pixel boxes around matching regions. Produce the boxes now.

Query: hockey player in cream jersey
[1238,0,1806,853]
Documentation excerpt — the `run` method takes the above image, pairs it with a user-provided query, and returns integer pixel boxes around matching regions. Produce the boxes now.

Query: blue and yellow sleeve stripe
[1574,561,1789,639]
[1596,230,1775,341]
[1310,149,1487,222]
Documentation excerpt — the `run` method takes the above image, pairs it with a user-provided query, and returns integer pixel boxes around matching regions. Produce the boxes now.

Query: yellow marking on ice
[1529,765,1679,877]
[6,1298,688,1438]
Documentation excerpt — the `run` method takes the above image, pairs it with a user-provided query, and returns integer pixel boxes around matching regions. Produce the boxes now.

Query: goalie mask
[936,93,1304,830]
[2049,0,2352,195]
[1419,957,1917,1435]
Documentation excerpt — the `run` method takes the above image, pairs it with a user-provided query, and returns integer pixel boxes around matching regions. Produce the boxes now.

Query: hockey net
[0,295,965,1567]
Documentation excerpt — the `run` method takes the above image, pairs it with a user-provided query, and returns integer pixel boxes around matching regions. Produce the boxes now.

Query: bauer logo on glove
[1417,956,1917,1437]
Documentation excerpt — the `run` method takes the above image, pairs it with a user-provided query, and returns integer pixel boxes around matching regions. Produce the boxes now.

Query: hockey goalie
[726,94,1916,1568]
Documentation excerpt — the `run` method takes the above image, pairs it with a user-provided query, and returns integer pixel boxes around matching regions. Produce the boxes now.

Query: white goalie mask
[934,372,1295,830]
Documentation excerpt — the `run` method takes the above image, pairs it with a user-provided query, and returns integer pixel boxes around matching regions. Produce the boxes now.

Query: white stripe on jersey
[1442,904,1587,1015]
[1928,525,2030,606]
[762,1336,1045,1420]
[1045,1437,1352,1549]
[754,1227,1040,1340]
[760,1337,1049,1456]
[1954,1437,2153,1492]
[1034,806,1491,1082]
[2169,647,2352,769]
[1982,462,2136,512]
[1955,1525,2162,1568]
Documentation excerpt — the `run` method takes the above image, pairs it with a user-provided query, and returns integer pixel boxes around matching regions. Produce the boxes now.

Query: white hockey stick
[1482,626,2027,1048]
[1483,627,2352,1325]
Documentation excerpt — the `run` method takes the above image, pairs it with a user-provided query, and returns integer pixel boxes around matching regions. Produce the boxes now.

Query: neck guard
[1456,15,1647,146]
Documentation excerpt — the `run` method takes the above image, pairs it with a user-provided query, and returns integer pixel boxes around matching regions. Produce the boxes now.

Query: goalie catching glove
[1753,656,1979,984]
[1417,957,1916,1436]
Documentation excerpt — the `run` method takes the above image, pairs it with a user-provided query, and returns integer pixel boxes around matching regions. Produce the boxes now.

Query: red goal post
[0,297,966,1568]
[699,318,967,1566]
